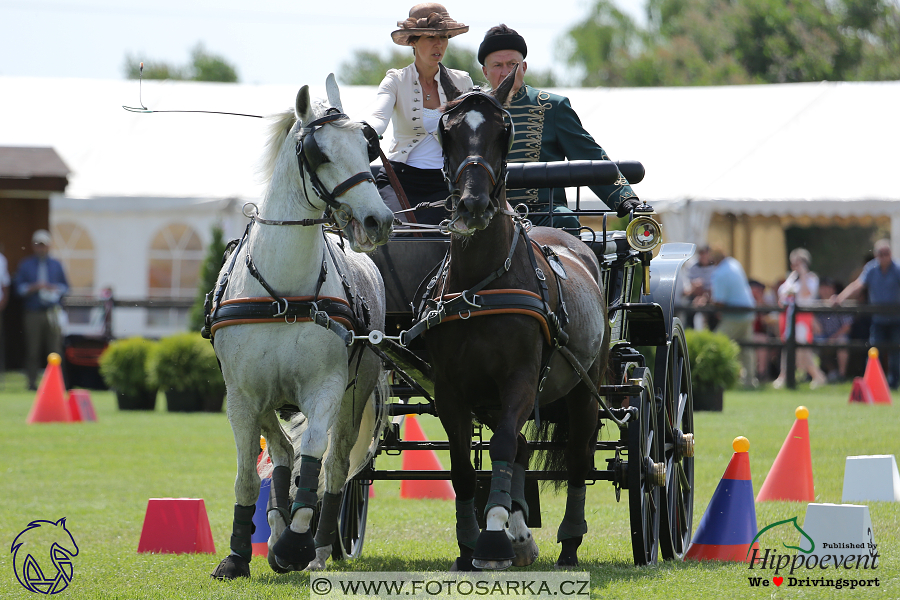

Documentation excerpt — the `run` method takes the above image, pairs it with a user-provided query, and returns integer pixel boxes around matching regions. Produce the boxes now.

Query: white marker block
[842,455,900,502]
[801,503,878,566]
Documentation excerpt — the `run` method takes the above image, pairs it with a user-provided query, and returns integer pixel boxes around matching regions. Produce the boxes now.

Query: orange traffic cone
[756,406,814,502]
[864,348,893,405]
[848,377,875,404]
[400,415,455,500]
[685,437,759,562]
[27,353,72,424]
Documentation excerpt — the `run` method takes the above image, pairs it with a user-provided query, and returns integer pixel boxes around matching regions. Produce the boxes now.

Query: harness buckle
[461,290,481,308]
[535,267,546,281]
[272,298,289,318]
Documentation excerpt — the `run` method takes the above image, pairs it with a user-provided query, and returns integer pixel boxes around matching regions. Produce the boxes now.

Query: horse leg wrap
[268,465,292,526]
[485,461,514,515]
[291,455,322,516]
[510,463,529,522]
[230,503,256,561]
[557,485,588,542]
[455,498,480,551]
[313,491,343,549]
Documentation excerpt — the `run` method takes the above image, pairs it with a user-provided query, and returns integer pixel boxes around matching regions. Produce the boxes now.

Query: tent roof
[1,76,898,216]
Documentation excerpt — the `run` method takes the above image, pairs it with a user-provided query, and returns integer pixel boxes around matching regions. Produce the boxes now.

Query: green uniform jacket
[506,85,636,213]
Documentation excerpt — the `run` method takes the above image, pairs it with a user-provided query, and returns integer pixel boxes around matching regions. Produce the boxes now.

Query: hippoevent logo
[746,517,879,590]
[11,518,79,594]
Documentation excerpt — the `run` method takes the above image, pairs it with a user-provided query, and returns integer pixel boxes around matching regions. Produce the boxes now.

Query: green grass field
[1,371,897,599]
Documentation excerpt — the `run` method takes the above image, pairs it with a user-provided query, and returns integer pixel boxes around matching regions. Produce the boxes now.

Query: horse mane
[259,109,297,183]
[258,100,365,184]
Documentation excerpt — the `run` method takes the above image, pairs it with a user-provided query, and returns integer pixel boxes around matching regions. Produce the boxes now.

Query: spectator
[13,230,69,390]
[834,239,900,389]
[748,279,779,382]
[682,246,717,330]
[813,277,851,382]
[774,248,827,389]
[0,248,9,375]
[708,249,757,388]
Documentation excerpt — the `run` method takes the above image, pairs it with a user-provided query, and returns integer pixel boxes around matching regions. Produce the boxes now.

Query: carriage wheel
[331,476,370,560]
[627,367,660,566]
[655,318,695,561]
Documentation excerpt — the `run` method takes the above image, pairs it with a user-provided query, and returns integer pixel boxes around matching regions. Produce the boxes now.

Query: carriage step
[355,469,616,482]
[598,384,644,397]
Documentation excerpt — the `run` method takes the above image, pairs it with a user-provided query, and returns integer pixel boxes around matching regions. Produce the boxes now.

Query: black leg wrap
[272,527,316,572]
[272,465,291,510]
[292,455,321,515]
[455,499,480,551]
[472,530,515,568]
[510,463,529,522]
[229,503,256,561]
[314,491,343,549]
[484,461,513,515]
[557,485,588,542]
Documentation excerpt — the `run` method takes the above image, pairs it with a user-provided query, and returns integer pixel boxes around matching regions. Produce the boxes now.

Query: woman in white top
[774,248,827,388]
[366,3,474,227]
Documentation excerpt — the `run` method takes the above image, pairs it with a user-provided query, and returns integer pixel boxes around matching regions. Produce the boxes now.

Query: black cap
[478,27,527,65]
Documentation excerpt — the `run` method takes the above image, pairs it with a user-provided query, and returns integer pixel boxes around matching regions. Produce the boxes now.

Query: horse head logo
[11,517,79,594]
[747,516,815,558]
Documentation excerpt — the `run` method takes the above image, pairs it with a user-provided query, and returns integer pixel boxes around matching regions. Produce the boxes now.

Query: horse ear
[492,64,518,106]
[295,85,313,122]
[325,73,343,112]
[439,64,462,102]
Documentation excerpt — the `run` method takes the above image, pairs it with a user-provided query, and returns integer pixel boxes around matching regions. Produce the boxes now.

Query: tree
[124,43,239,82]
[188,226,228,335]
[563,0,900,86]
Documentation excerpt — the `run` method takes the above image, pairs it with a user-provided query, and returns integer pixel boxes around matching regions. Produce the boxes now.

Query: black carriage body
[344,160,695,566]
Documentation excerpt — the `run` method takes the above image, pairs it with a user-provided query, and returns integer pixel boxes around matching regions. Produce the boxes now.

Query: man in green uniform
[478,24,641,229]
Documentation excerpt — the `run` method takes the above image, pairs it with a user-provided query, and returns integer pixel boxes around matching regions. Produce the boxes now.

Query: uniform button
[414,89,420,94]
[412,117,418,121]
[413,139,418,143]
[413,98,420,102]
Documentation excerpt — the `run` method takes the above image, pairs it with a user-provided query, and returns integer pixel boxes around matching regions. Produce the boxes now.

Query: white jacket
[365,63,473,164]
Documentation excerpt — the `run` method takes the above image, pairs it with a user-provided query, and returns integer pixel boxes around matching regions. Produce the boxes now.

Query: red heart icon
[773,577,783,586]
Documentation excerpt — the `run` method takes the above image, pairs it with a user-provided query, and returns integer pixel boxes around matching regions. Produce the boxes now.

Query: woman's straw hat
[391,3,469,46]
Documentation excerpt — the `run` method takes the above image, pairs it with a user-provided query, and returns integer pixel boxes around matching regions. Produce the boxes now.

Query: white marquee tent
[1,75,898,335]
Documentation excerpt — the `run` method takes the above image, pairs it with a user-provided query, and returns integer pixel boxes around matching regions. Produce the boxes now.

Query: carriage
[320,159,698,568]
[207,77,696,578]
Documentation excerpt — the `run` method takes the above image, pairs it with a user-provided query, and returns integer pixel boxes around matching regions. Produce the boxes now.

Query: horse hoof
[511,535,539,567]
[304,546,331,571]
[272,528,316,571]
[472,558,512,570]
[471,529,515,570]
[450,557,482,572]
[267,550,291,574]
[211,554,250,580]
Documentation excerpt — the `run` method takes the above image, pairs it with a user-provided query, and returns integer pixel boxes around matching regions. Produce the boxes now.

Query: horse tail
[525,399,571,492]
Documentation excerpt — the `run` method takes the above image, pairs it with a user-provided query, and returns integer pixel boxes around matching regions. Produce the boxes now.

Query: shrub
[98,337,157,395]
[684,328,741,391]
[148,332,224,396]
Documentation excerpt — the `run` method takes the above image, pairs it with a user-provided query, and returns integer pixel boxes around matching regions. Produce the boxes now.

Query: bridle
[295,107,381,228]
[438,90,515,210]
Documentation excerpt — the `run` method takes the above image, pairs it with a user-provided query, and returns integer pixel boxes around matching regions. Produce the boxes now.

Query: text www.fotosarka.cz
[310,572,590,599]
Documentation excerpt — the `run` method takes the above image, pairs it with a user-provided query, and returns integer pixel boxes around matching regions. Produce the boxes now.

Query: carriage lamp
[625,213,662,296]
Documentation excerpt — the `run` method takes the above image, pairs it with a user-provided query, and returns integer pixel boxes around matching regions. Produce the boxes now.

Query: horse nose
[460,192,490,218]
[363,204,394,244]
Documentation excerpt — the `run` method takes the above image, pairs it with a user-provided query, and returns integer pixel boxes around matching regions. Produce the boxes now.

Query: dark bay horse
[421,69,610,569]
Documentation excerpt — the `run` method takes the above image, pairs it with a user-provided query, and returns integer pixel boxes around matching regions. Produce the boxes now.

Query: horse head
[293,74,394,252]
[440,66,518,235]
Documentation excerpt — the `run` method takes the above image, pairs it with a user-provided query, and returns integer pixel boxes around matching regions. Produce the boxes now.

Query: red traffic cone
[27,353,72,423]
[67,389,97,421]
[400,415,455,500]
[864,348,893,405]
[137,498,216,554]
[756,406,814,502]
[849,377,875,404]
[685,437,759,562]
